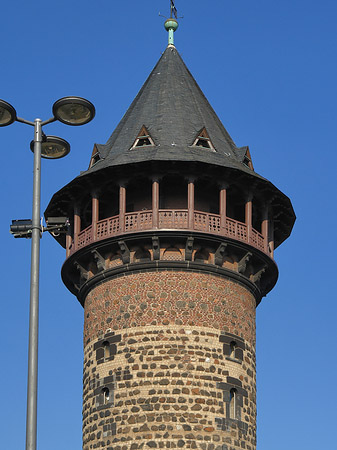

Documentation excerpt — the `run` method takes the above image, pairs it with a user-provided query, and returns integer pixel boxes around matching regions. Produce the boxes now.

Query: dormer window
[91,152,100,164]
[243,147,254,170]
[89,145,101,168]
[192,127,215,151]
[243,156,251,167]
[131,125,155,149]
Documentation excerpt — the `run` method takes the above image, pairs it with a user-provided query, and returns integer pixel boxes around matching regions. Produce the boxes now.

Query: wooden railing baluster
[71,209,269,257]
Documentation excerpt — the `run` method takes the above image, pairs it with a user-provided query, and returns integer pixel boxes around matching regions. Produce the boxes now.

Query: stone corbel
[74,261,89,285]
[214,243,227,266]
[91,249,106,272]
[238,252,252,274]
[250,266,267,284]
[152,236,160,260]
[118,241,130,264]
[185,237,194,261]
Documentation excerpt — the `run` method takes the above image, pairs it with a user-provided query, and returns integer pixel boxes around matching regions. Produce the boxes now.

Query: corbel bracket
[214,243,227,266]
[250,266,266,284]
[74,261,89,285]
[185,237,194,261]
[238,252,252,274]
[152,236,160,260]
[118,240,130,264]
[91,249,106,272]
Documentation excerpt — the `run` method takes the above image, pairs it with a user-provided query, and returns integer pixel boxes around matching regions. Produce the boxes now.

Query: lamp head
[0,99,17,127]
[30,135,70,159]
[52,96,95,126]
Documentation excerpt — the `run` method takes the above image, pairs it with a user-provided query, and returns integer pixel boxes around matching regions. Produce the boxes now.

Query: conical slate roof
[81,45,256,177]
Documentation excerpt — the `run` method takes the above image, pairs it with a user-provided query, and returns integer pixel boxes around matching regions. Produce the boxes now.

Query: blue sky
[1,1,336,449]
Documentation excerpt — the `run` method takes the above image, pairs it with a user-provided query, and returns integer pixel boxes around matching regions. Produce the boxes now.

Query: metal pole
[26,118,42,450]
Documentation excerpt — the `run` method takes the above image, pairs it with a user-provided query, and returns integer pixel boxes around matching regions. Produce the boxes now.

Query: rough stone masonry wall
[82,271,257,450]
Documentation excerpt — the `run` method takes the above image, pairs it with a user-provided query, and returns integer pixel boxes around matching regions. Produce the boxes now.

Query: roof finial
[170,0,178,19]
[164,0,178,46]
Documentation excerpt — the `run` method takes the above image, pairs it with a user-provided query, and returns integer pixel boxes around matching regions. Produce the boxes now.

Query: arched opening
[102,387,110,405]
[163,246,183,261]
[229,388,237,419]
[230,341,237,359]
[108,254,123,268]
[102,341,110,360]
[194,248,210,263]
[134,248,151,262]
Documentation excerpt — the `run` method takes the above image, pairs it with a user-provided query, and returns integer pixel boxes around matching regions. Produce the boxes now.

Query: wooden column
[152,179,159,229]
[219,185,227,231]
[261,205,269,254]
[245,194,253,243]
[188,179,195,230]
[66,227,72,258]
[92,193,99,241]
[119,184,126,232]
[74,205,81,250]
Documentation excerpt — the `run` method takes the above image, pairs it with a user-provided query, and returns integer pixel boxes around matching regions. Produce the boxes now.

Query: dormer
[130,126,155,149]
[192,128,215,151]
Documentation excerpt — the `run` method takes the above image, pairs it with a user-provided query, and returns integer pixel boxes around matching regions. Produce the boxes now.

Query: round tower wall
[82,271,257,450]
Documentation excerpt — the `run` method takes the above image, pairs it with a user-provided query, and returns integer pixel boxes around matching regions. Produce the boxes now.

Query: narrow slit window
[103,341,110,360]
[131,125,155,149]
[102,387,110,405]
[229,388,237,419]
[230,341,237,359]
[192,127,215,151]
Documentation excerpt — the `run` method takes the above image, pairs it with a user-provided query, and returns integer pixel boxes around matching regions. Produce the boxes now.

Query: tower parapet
[46,39,294,450]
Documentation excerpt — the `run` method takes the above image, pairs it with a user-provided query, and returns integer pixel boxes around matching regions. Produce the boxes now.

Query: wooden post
[92,193,99,241]
[219,185,227,232]
[74,205,81,250]
[66,228,72,258]
[119,184,126,232]
[261,205,269,254]
[152,179,159,229]
[245,194,253,243]
[188,179,195,230]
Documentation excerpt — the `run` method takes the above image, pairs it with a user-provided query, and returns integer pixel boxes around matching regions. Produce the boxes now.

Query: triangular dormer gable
[130,126,155,149]
[235,146,254,171]
[192,128,215,151]
[243,147,254,170]
[89,145,101,169]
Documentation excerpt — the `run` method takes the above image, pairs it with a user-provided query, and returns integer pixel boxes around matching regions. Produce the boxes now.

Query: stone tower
[45,20,295,450]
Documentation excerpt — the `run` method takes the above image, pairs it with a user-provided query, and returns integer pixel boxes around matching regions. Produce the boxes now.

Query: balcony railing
[72,209,268,257]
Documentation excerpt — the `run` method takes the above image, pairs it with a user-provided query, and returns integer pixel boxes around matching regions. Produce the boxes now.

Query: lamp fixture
[0,99,17,127]
[30,135,70,159]
[52,96,95,126]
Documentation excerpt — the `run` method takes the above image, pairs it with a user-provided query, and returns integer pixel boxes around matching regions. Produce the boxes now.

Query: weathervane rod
[170,0,178,19]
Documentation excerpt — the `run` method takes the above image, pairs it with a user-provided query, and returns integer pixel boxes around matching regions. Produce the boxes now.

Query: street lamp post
[0,97,95,450]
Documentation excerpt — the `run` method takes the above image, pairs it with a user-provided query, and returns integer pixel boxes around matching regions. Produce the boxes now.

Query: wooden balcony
[71,209,270,257]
